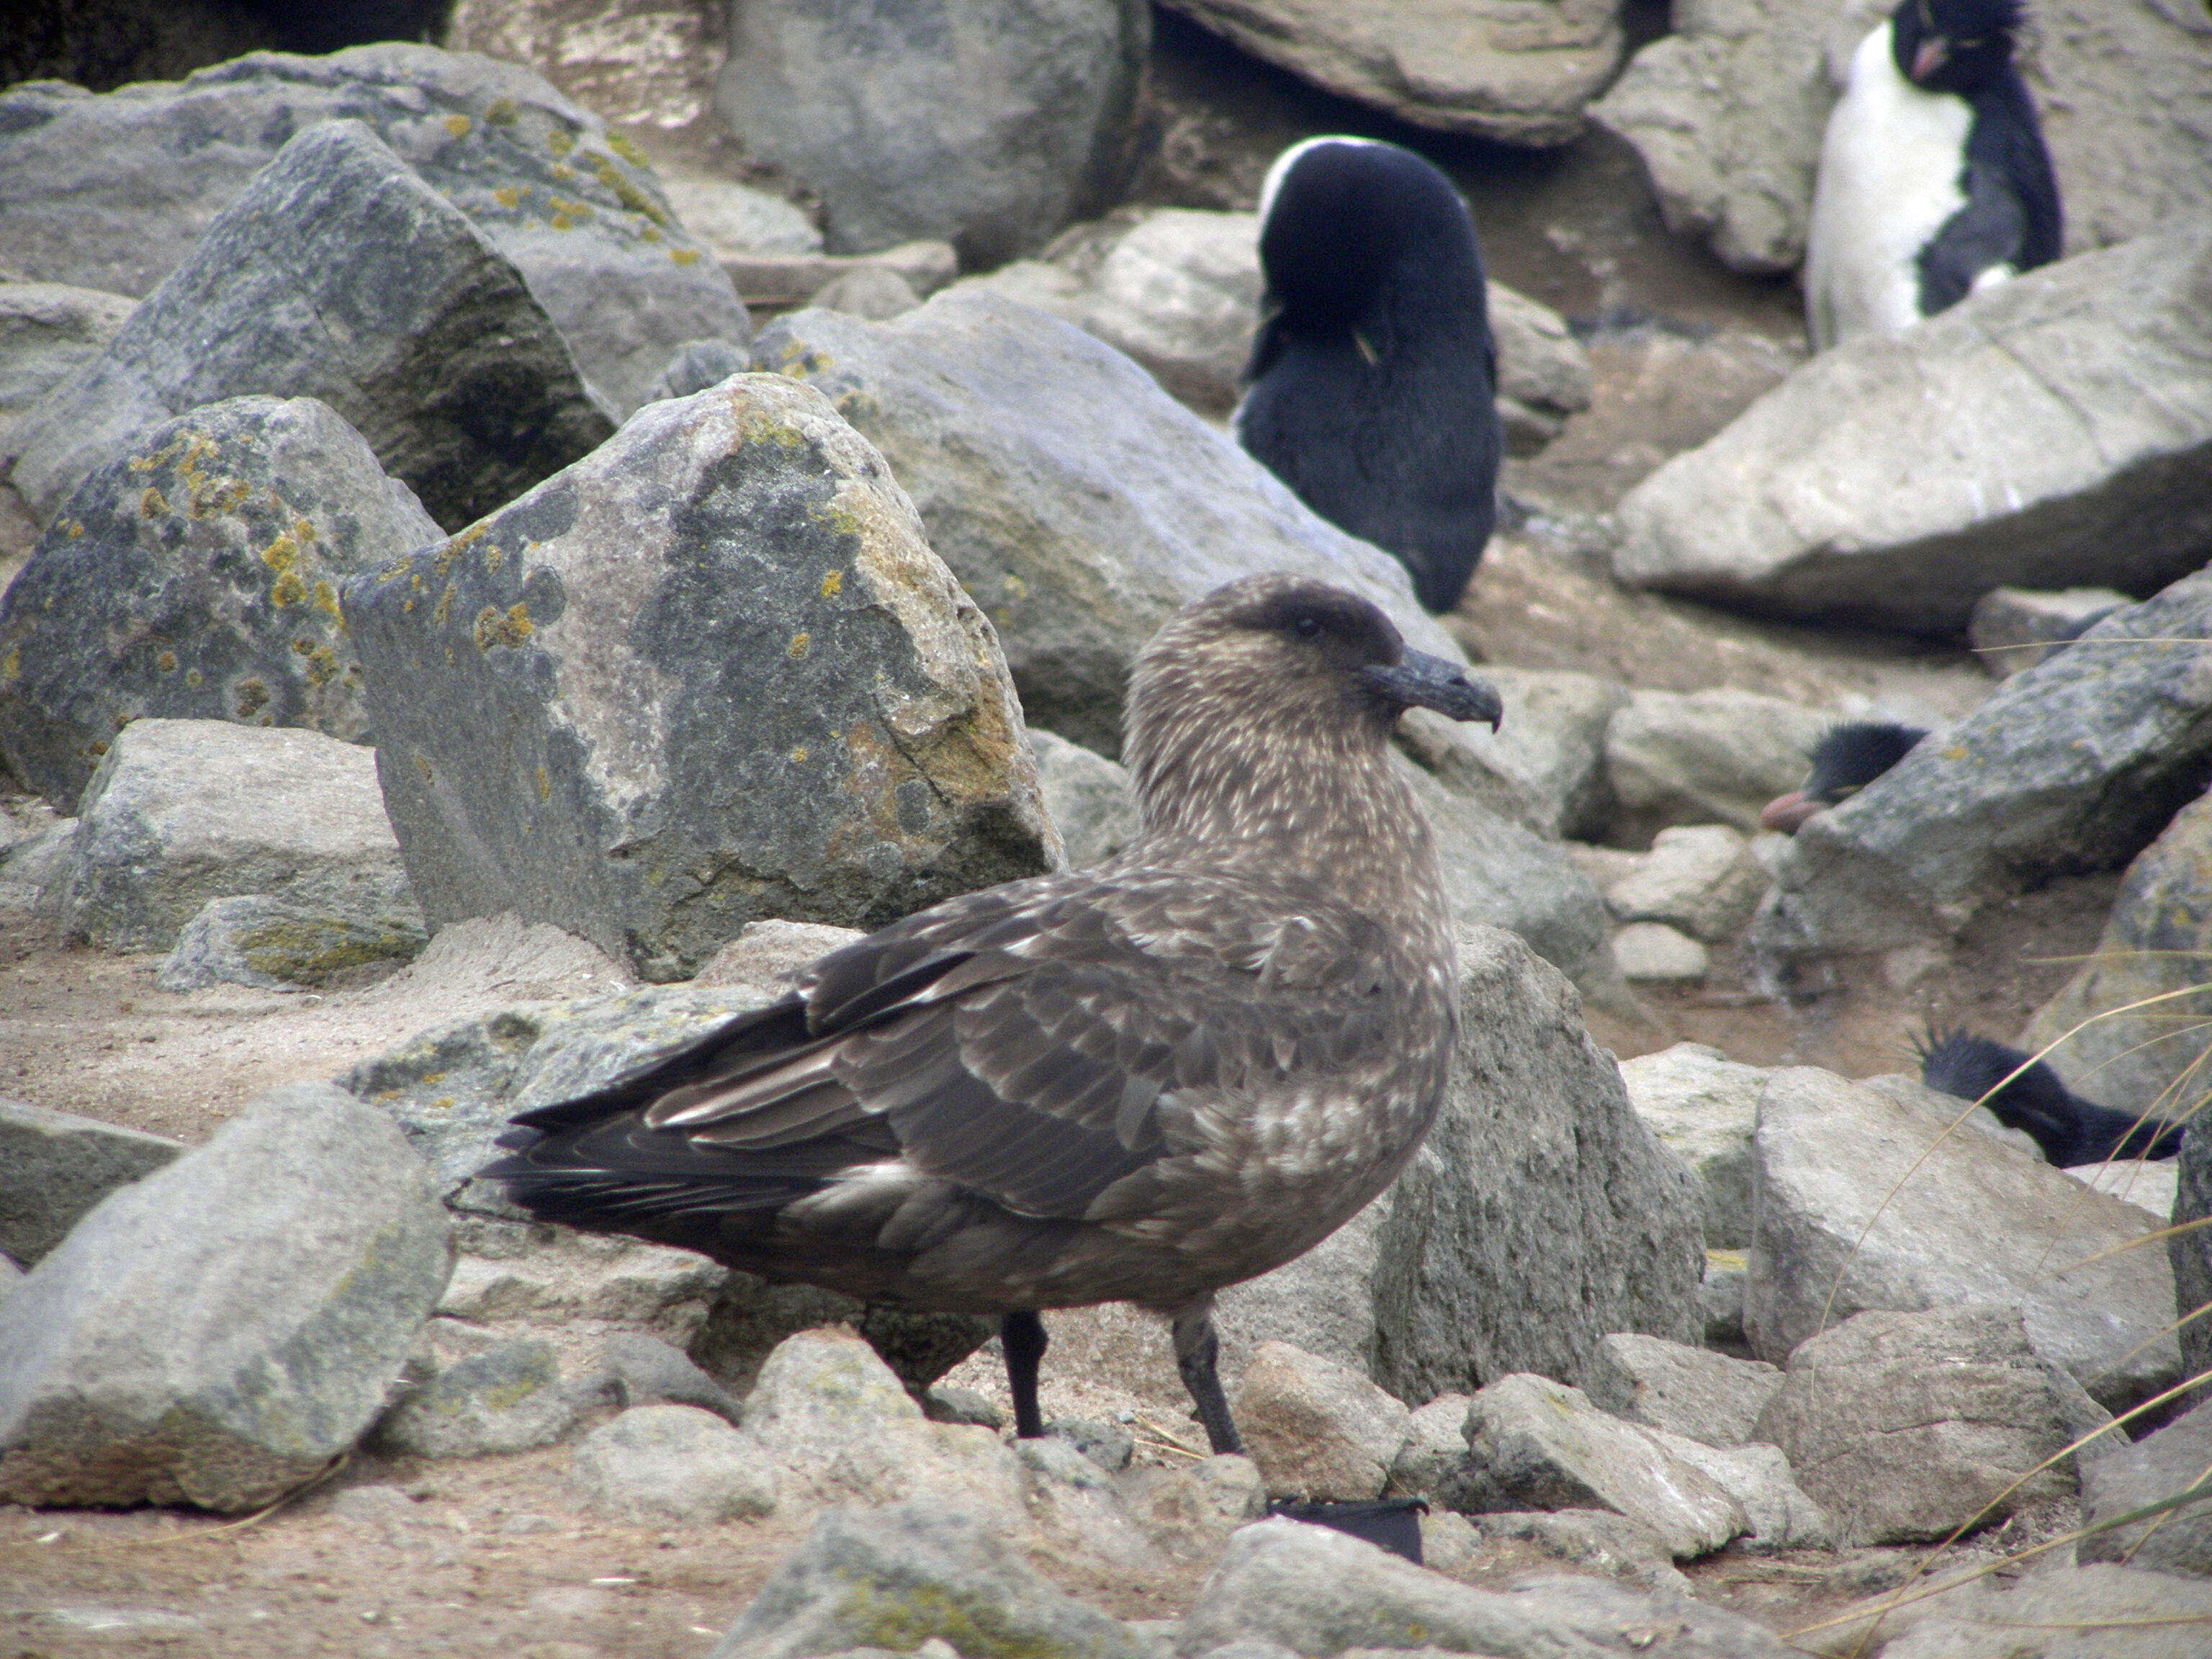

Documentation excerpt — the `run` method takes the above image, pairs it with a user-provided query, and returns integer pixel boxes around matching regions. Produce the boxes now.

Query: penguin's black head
[1892,0,2022,93]
[1760,721,1928,833]
[1256,137,1483,333]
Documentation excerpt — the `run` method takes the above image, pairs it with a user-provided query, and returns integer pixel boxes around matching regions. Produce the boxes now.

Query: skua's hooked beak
[1362,651,1503,730]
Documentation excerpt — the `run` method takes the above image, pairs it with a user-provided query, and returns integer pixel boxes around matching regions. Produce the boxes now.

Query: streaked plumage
[487,575,1501,1450]
[1805,0,2060,351]
[1237,136,1503,614]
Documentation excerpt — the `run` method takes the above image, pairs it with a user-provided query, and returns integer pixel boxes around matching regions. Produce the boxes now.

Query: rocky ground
[5,4,2212,1659]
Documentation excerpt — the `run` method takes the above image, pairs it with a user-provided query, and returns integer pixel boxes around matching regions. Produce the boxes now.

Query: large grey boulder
[1832,1563,2212,1659]
[715,0,1149,265]
[1971,584,2131,678]
[8,120,615,534]
[375,1337,588,1458]
[1605,688,1834,842]
[0,1083,451,1511]
[750,289,1462,760]
[714,1500,1150,1659]
[2023,788,2212,1125]
[569,1403,777,1525]
[157,894,427,994]
[1593,0,2212,274]
[1159,0,1622,147]
[1451,1373,1747,1560]
[344,371,1056,982]
[1746,1067,2180,1413]
[1618,1043,1768,1249]
[0,45,747,416]
[2080,1396,2212,1578]
[1755,570,2212,956]
[61,718,418,954]
[0,396,440,804]
[0,282,135,440]
[1174,1516,1797,1658]
[1755,1305,2114,1545]
[1581,1334,1781,1449]
[1613,223,2212,631]
[1215,925,1704,1403]
[0,1100,181,1267]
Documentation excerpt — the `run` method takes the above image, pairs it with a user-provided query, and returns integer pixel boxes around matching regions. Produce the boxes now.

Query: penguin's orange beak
[1912,37,1951,81]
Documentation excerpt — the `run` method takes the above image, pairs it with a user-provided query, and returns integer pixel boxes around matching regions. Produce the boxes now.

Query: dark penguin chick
[1236,136,1503,614]
[1804,0,2061,351]
[486,575,1501,1455]
[1761,721,1929,833]
[1917,1029,2185,1166]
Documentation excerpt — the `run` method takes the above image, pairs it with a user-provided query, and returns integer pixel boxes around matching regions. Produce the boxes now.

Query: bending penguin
[1804,0,2060,351]
[1238,136,1503,614]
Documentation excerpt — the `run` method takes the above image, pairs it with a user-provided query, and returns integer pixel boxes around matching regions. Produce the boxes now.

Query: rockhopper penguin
[1804,0,2061,351]
[487,576,1501,1457]
[1237,137,1503,614]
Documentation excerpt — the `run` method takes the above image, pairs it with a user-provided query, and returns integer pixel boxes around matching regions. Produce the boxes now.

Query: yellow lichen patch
[433,583,457,626]
[88,740,107,757]
[534,766,550,803]
[313,580,341,619]
[820,570,843,599]
[736,406,806,451]
[64,519,83,539]
[485,545,505,572]
[550,212,573,231]
[547,128,575,156]
[790,745,808,764]
[668,246,699,266]
[129,436,185,475]
[303,645,339,687]
[473,603,533,650]
[787,631,811,660]
[234,678,269,718]
[550,161,575,181]
[639,225,661,243]
[410,572,425,593]
[415,755,434,783]
[608,132,647,166]
[444,114,472,138]
[184,667,202,688]
[271,570,307,608]
[292,517,316,543]
[156,651,178,673]
[139,487,168,518]
[260,531,297,574]
[0,646,17,684]
[493,184,521,210]
[486,97,518,126]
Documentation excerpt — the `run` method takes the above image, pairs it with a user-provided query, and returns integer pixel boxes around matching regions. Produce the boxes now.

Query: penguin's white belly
[1806,25,1973,350]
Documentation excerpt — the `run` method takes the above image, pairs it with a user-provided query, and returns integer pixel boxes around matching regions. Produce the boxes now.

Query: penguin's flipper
[1916,159,2031,316]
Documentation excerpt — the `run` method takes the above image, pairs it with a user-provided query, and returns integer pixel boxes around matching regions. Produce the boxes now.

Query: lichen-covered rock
[0,1100,181,1267]
[0,44,746,415]
[344,371,1057,981]
[716,0,1149,265]
[1755,569,2212,958]
[1160,0,1622,147]
[158,894,426,992]
[376,1338,587,1457]
[9,120,614,534]
[1617,1043,1768,1249]
[61,718,419,955]
[750,289,1461,761]
[0,397,439,804]
[569,1403,776,1524]
[1216,925,1704,1403]
[0,1083,451,1511]
[1614,224,2212,631]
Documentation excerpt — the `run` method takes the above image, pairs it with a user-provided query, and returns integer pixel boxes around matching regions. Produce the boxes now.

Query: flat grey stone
[749,289,1462,762]
[598,1333,740,1423]
[1388,1393,1473,1503]
[2080,1396,2212,1578]
[0,1099,181,1267]
[0,282,135,429]
[0,44,747,416]
[1616,223,2212,630]
[1607,827,1767,943]
[8,119,614,533]
[1231,1341,1413,1502]
[1755,1305,2116,1547]
[344,371,1056,982]
[1969,585,2131,678]
[1042,1417,1133,1473]
[814,265,922,321]
[656,172,823,257]
[1641,1432,1835,1552]
[637,337,750,407]
[1755,566,2212,956]
[2181,1118,2212,1390]
[1470,1510,1687,1592]
[569,1403,776,1525]
[158,894,426,993]
[713,1500,1150,1659]
[60,718,418,955]
[1399,667,1624,842]
[377,1337,586,1457]
[1119,1455,1268,1564]
[1611,923,1708,984]
[716,0,1149,264]
[1745,1067,2180,1413]
[0,395,439,804]
[1606,688,1836,842]
[1617,1043,1768,1249]
[1855,1563,2212,1659]
[0,1083,451,1511]
[1215,925,1704,1406]
[1581,1333,1781,1449]
[693,920,864,990]
[1451,1373,1745,1561]
[1028,729,1141,869]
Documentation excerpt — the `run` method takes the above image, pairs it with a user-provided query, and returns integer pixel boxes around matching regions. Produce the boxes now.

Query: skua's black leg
[1172,1306,1244,1455]
[1002,1309,1048,1439]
